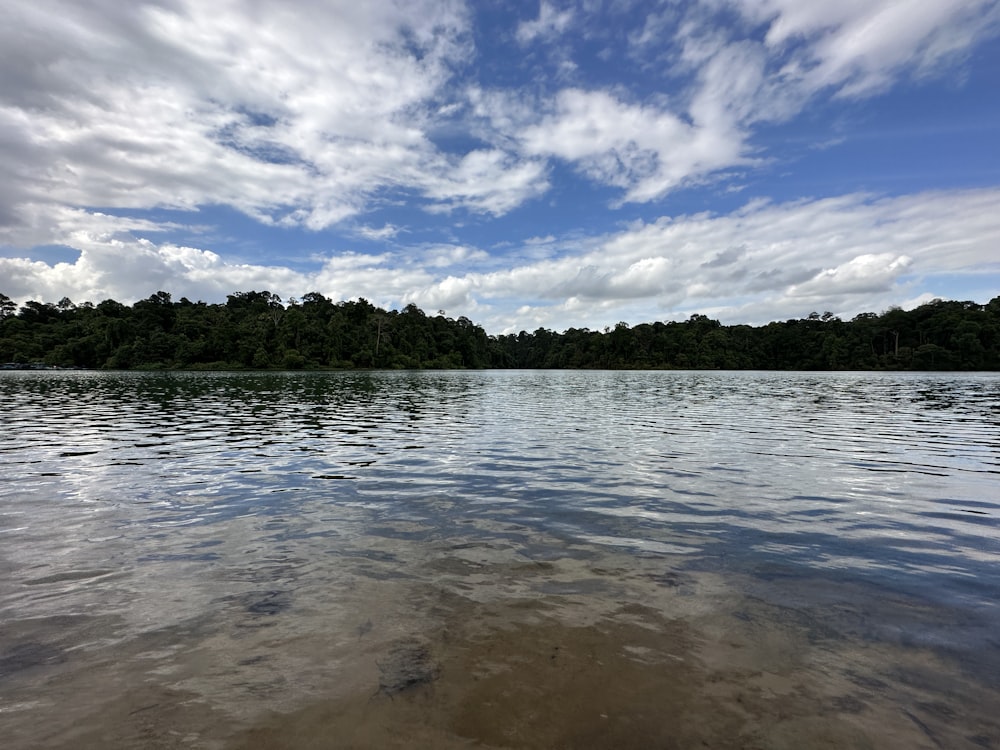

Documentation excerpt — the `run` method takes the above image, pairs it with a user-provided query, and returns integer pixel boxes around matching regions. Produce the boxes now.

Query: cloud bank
[3,189,997,333]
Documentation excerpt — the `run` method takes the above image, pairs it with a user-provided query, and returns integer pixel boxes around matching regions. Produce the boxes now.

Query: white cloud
[7,189,997,330]
[516,1,575,45]
[0,204,188,249]
[730,0,1000,99]
[404,188,1000,331]
[420,149,551,216]
[356,224,401,241]
[519,88,749,203]
[419,244,490,268]
[4,0,995,230]
[0,0,561,236]
[787,253,913,298]
[315,252,392,272]
[508,0,1000,202]
[404,275,477,312]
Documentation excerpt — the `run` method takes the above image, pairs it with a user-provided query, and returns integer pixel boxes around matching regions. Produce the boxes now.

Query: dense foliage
[1,290,998,371]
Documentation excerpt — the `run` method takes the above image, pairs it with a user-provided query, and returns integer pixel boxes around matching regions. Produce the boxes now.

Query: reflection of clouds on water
[0,370,999,746]
[563,532,700,557]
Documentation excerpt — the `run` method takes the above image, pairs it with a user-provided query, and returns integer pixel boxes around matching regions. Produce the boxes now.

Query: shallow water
[1,370,998,748]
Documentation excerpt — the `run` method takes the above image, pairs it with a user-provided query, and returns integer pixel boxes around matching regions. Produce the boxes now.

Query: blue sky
[1,0,999,333]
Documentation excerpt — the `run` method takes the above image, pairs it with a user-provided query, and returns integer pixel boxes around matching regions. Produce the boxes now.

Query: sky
[2,0,999,334]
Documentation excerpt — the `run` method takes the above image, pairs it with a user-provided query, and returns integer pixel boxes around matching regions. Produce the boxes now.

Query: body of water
[1,370,998,748]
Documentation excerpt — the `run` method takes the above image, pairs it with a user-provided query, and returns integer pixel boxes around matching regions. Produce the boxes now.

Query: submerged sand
[225,595,998,750]
[5,542,998,749]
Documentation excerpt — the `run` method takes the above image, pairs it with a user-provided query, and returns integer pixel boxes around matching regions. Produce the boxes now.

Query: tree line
[1,290,998,371]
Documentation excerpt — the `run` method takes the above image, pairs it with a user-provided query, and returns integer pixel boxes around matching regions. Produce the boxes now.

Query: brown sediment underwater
[226,560,1000,750]
[7,551,1000,749]
[224,588,999,750]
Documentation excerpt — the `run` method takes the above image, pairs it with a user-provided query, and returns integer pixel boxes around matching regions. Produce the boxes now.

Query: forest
[1,290,998,371]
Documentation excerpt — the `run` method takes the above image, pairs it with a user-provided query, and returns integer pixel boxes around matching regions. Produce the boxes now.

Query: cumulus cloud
[4,188,998,331]
[518,88,749,203]
[787,253,913,298]
[420,149,550,216]
[404,275,478,313]
[412,188,1000,331]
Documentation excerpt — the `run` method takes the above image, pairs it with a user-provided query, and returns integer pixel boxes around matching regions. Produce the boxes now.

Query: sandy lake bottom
[5,544,998,750]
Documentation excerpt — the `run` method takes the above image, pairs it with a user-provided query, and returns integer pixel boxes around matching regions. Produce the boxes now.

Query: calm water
[1,370,998,748]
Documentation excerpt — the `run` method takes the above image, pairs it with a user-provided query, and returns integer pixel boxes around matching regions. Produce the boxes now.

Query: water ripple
[1,369,998,631]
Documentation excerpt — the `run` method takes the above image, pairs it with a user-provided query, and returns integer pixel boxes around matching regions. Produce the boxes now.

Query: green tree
[0,293,18,320]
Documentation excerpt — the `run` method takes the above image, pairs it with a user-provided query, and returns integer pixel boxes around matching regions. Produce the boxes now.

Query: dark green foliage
[1,292,998,370]
[0,290,497,370]
[492,298,1000,371]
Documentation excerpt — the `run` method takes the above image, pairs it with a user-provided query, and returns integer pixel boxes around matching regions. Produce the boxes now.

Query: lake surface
[1,369,998,749]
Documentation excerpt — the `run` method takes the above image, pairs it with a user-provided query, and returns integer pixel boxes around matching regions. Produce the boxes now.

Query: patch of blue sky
[99,204,324,272]
[913,272,1000,303]
[747,87,999,201]
[0,244,80,264]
